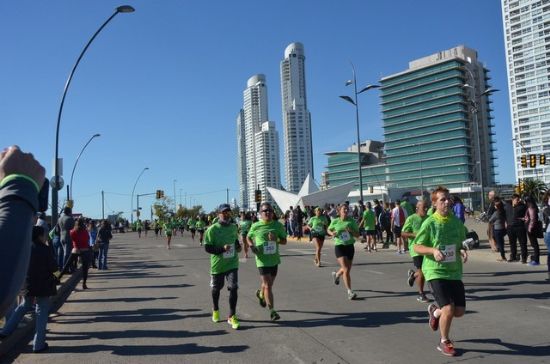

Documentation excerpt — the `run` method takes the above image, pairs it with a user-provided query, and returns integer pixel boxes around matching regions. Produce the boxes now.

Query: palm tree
[521,178,548,203]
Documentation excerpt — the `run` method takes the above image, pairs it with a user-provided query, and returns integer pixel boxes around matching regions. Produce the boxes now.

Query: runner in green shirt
[413,186,468,357]
[359,202,377,252]
[187,217,197,240]
[246,202,287,321]
[239,212,253,259]
[327,204,360,300]
[401,200,429,303]
[204,203,241,329]
[135,219,143,238]
[307,207,329,267]
[196,216,207,246]
[163,219,173,249]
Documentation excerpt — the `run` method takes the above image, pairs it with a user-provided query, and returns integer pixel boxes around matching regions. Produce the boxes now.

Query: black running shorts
[335,244,355,260]
[429,279,466,308]
[258,265,278,277]
[412,256,424,269]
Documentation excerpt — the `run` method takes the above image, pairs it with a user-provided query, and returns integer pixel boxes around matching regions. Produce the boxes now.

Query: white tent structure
[267,174,354,212]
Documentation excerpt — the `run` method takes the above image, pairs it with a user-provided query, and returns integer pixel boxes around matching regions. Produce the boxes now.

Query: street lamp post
[51,5,135,226]
[461,65,498,212]
[131,167,149,224]
[67,133,101,207]
[339,62,380,202]
[173,179,177,212]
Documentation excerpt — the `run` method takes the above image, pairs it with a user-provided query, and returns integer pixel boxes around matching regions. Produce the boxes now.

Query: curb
[0,269,82,358]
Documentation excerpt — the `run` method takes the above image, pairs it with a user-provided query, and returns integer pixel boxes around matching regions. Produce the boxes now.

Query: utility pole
[101,190,105,219]
[227,188,229,204]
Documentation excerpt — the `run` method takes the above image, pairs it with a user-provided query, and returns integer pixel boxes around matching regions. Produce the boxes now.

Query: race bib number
[223,244,235,259]
[340,231,351,241]
[263,241,277,255]
[440,245,456,263]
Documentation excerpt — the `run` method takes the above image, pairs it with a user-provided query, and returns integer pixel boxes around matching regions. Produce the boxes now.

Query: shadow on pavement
[47,329,227,341]
[107,283,194,290]
[52,308,208,324]
[458,338,550,357]
[39,343,249,356]
[271,309,426,328]
[67,296,179,303]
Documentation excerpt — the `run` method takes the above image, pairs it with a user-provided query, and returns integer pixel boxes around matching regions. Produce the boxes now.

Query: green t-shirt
[414,212,467,281]
[308,215,329,235]
[247,220,287,268]
[135,221,142,229]
[361,210,376,231]
[401,201,415,217]
[402,213,427,258]
[196,220,206,230]
[163,222,173,235]
[204,222,239,274]
[188,218,196,228]
[239,220,252,235]
[328,217,359,246]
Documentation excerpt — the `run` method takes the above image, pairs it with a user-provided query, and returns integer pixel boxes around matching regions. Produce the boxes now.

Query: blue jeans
[98,243,109,269]
[52,237,64,271]
[544,233,550,272]
[1,296,50,351]
[62,239,72,267]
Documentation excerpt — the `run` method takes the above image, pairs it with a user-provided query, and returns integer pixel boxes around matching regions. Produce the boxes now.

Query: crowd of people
[1,145,549,358]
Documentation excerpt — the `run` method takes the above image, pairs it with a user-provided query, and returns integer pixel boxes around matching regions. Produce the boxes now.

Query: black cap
[218,203,231,212]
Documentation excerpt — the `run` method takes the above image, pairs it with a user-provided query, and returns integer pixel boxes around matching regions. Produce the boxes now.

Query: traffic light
[160,190,165,198]
[521,155,527,168]
[540,154,546,165]
[156,190,161,199]
[254,189,262,202]
[530,154,537,168]
[519,180,525,193]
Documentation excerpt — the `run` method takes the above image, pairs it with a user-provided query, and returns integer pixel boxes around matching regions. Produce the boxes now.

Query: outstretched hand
[0,145,45,187]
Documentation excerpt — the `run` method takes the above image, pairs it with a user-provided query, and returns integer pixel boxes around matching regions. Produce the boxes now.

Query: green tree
[522,178,548,203]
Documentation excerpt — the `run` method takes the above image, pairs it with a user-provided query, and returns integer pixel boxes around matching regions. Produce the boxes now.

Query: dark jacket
[97,226,113,243]
[506,201,527,228]
[27,241,58,297]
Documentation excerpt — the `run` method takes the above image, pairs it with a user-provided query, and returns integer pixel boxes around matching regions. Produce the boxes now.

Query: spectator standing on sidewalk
[0,226,57,353]
[541,191,550,280]
[97,220,113,270]
[59,218,91,289]
[488,198,507,262]
[524,196,541,266]
[486,190,498,252]
[57,207,75,270]
[505,194,528,262]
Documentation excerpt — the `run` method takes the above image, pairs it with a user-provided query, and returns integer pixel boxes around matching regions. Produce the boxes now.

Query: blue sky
[1,0,512,219]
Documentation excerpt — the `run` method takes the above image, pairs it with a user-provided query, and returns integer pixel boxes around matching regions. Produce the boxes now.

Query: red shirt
[70,228,90,250]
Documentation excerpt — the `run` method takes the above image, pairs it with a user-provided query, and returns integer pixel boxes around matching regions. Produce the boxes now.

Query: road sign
[50,176,64,190]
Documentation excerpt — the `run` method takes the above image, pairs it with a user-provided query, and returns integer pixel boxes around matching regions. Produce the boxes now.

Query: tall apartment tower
[380,45,496,207]
[280,42,314,193]
[502,0,550,183]
[238,74,281,209]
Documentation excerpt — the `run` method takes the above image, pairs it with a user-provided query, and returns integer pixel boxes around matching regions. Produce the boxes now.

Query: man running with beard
[402,200,429,303]
[204,204,241,329]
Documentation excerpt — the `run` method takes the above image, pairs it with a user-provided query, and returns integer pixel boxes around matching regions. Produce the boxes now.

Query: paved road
[5,228,550,364]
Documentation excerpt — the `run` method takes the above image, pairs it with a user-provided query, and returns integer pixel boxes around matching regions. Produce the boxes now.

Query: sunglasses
[262,209,273,213]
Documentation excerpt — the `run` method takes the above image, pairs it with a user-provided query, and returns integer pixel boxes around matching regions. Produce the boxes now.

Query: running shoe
[255,289,266,307]
[332,271,340,285]
[270,310,280,321]
[529,261,540,266]
[437,340,456,357]
[227,315,240,329]
[212,310,220,323]
[417,294,430,303]
[347,291,357,300]
[407,269,415,287]
[428,303,439,331]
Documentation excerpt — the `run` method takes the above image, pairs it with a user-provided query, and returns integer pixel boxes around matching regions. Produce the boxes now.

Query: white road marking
[365,270,384,275]
[536,305,550,311]
[173,244,187,248]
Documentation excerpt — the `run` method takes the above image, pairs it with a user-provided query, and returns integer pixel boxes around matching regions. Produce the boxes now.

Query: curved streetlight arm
[52,5,134,226]
[69,133,101,199]
[131,167,149,223]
